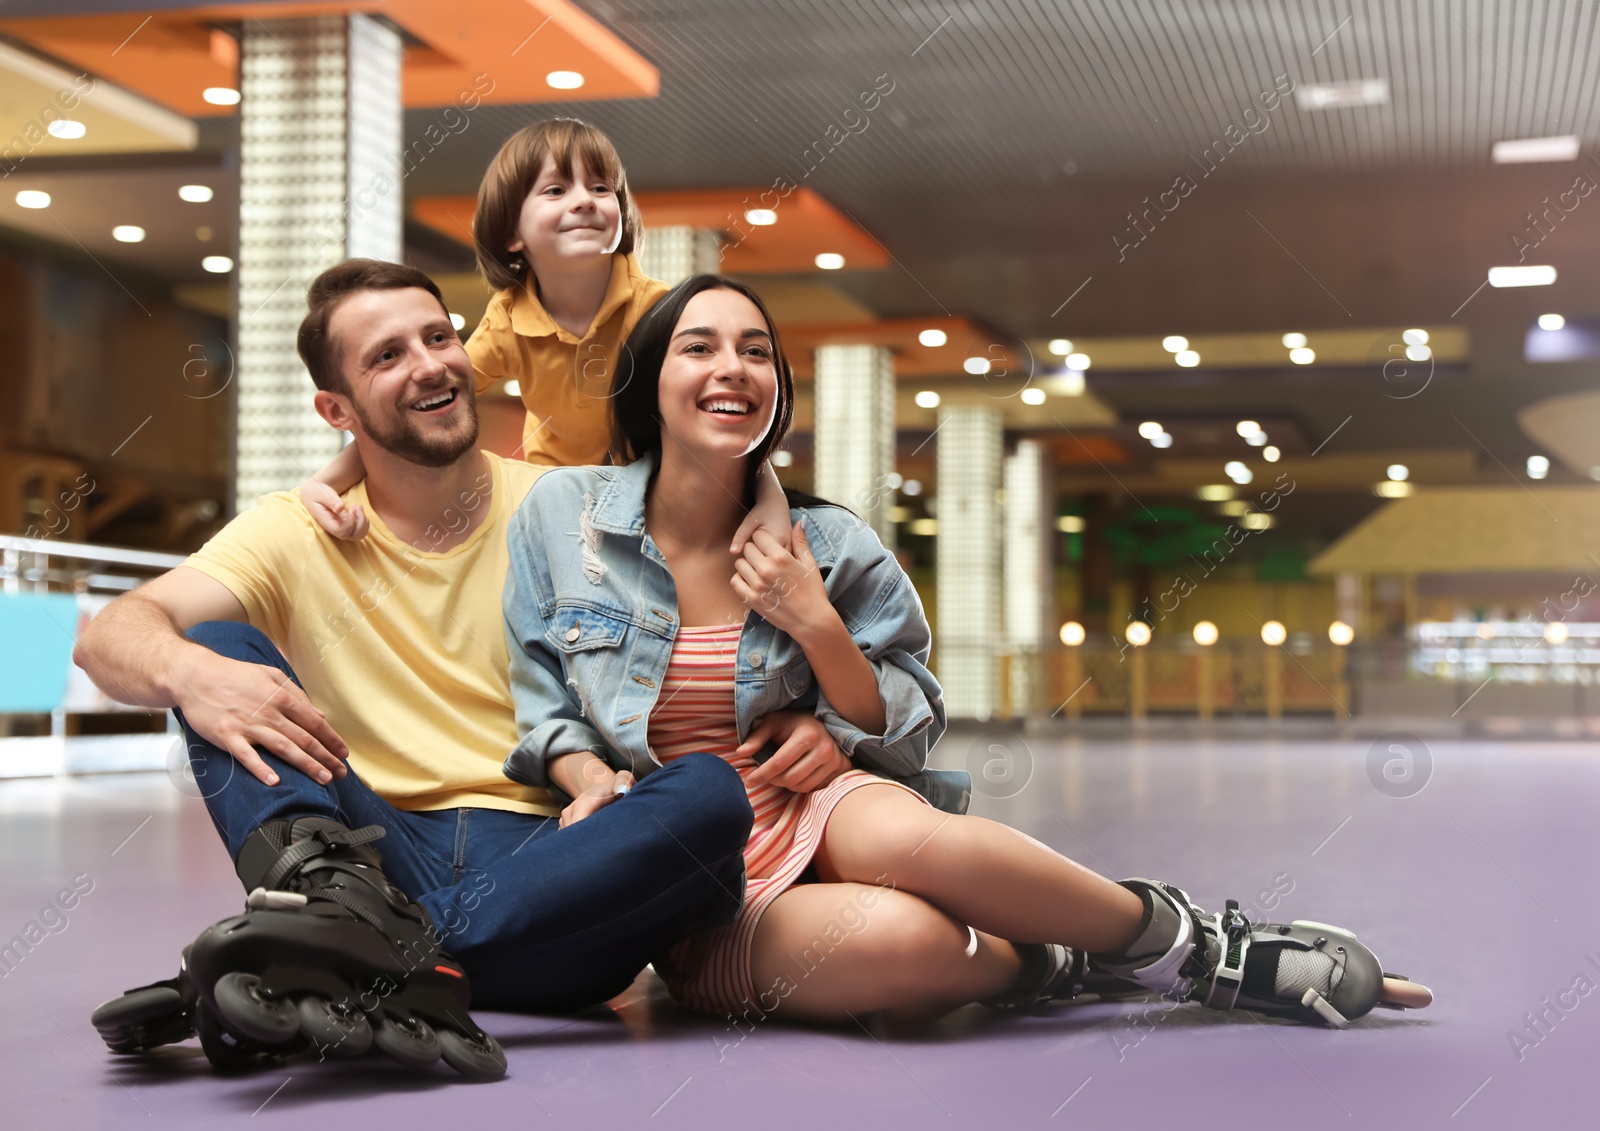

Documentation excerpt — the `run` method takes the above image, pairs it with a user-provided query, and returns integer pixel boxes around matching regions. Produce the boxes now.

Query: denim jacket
[500,451,969,813]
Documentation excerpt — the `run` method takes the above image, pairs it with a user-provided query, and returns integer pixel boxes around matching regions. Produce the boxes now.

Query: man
[76,259,753,1078]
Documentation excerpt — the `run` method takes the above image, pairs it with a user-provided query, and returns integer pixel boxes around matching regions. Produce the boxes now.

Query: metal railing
[0,534,184,596]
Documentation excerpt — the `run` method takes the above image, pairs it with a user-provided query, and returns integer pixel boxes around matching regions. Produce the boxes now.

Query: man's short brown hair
[473,118,642,292]
[297,259,449,393]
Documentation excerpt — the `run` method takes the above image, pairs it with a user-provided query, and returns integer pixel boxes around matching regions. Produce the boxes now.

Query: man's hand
[302,479,369,541]
[739,710,850,793]
[174,646,349,787]
[560,761,636,829]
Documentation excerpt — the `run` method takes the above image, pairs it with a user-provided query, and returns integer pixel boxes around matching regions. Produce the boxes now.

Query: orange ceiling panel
[0,0,657,116]
[413,187,890,274]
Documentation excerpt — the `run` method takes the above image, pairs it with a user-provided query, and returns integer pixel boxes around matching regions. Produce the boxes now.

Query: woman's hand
[739,710,851,793]
[560,763,636,829]
[301,479,369,541]
[732,523,833,641]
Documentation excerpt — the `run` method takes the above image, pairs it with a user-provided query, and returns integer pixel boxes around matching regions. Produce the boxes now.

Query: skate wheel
[91,985,191,1053]
[372,1014,441,1070]
[296,994,372,1058]
[196,1003,261,1074]
[214,972,298,1044]
[438,1027,507,1081]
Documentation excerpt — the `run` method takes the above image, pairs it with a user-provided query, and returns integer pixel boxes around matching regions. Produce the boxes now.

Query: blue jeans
[175,621,753,1013]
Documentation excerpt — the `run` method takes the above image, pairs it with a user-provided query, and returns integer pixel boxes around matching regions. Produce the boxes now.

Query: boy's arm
[730,459,792,553]
[299,443,369,540]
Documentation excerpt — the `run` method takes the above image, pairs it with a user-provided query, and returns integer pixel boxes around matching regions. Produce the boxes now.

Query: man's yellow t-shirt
[183,452,559,817]
[467,252,672,468]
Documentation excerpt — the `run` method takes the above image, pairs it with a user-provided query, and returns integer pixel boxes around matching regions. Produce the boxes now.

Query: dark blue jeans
[175,621,753,1013]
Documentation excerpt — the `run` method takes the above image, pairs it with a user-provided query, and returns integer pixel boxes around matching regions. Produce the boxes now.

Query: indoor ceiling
[7,0,1600,509]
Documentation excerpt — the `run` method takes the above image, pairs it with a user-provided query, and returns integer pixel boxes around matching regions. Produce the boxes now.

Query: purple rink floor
[1,728,1593,1130]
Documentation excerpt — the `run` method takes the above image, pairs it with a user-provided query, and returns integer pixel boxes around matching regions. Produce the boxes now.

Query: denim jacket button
[749,652,764,668]
[565,625,581,642]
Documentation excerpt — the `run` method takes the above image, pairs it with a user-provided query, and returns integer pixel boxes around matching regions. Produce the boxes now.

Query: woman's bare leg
[813,783,1144,952]
[748,882,1022,1024]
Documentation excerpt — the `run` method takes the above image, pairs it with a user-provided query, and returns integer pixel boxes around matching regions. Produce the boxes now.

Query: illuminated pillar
[639,226,720,285]
[1004,440,1053,715]
[936,406,1002,719]
[813,344,896,548]
[235,15,402,513]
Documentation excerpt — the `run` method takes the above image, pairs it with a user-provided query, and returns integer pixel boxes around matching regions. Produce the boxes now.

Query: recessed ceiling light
[1197,484,1234,501]
[112,225,145,243]
[1489,265,1557,287]
[1263,445,1281,462]
[743,208,777,226]
[202,255,234,273]
[1041,371,1084,397]
[771,449,793,467]
[202,87,240,106]
[449,312,466,331]
[1282,332,1307,349]
[1405,344,1431,361]
[1020,387,1046,405]
[914,390,941,408]
[178,184,214,203]
[1150,431,1173,449]
[546,71,584,90]
[1387,463,1409,481]
[15,190,50,209]
[1162,335,1188,352]
[1241,512,1274,531]
[47,120,86,139]
[1138,421,1164,439]
[1402,328,1429,345]
[1065,352,1090,370]
[1374,480,1413,498]
[1295,78,1389,110]
[1245,431,1268,447]
[1174,349,1200,367]
[963,356,991,375]
[1048,338,1073,355]
[918,328,947,347]
[1236,420,1261,437]
[1528,455,1550,479]
[1492,135,1581,164]
[814,252,845,270]
[1290,347,1315,364]
[1539,313,1566,331]
[1225,460,1253,484]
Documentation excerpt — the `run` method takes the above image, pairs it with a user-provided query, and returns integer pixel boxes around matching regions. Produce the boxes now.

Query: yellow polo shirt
[183,453,559,817]
[466,252,672,467]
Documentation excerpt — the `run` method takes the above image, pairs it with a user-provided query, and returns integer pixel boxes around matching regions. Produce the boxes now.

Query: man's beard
[352,388,480,467]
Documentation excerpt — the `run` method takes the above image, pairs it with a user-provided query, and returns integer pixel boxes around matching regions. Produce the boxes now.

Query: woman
[501,275,1432,1026]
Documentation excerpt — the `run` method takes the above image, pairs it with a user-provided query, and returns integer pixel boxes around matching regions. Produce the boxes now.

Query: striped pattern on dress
[648,623,925,1016]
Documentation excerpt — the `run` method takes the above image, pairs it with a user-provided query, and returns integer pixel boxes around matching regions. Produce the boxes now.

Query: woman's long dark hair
[609,275,797,502]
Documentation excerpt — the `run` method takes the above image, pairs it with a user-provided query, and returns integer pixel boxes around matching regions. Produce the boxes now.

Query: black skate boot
[91,817,505,1079]
[1081,878,1429,1026]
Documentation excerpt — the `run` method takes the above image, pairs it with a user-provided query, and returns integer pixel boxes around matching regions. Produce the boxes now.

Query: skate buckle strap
[1301,988,1350,1028]
[261,823,387,891]
[245,887,308,911]
[1203,900,1250,1011]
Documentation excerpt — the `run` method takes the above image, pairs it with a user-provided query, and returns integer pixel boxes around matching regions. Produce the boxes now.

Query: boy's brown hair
[474,118,643,292]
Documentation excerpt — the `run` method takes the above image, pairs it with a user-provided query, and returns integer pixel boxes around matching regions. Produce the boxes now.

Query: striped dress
[648,624,924,1015]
